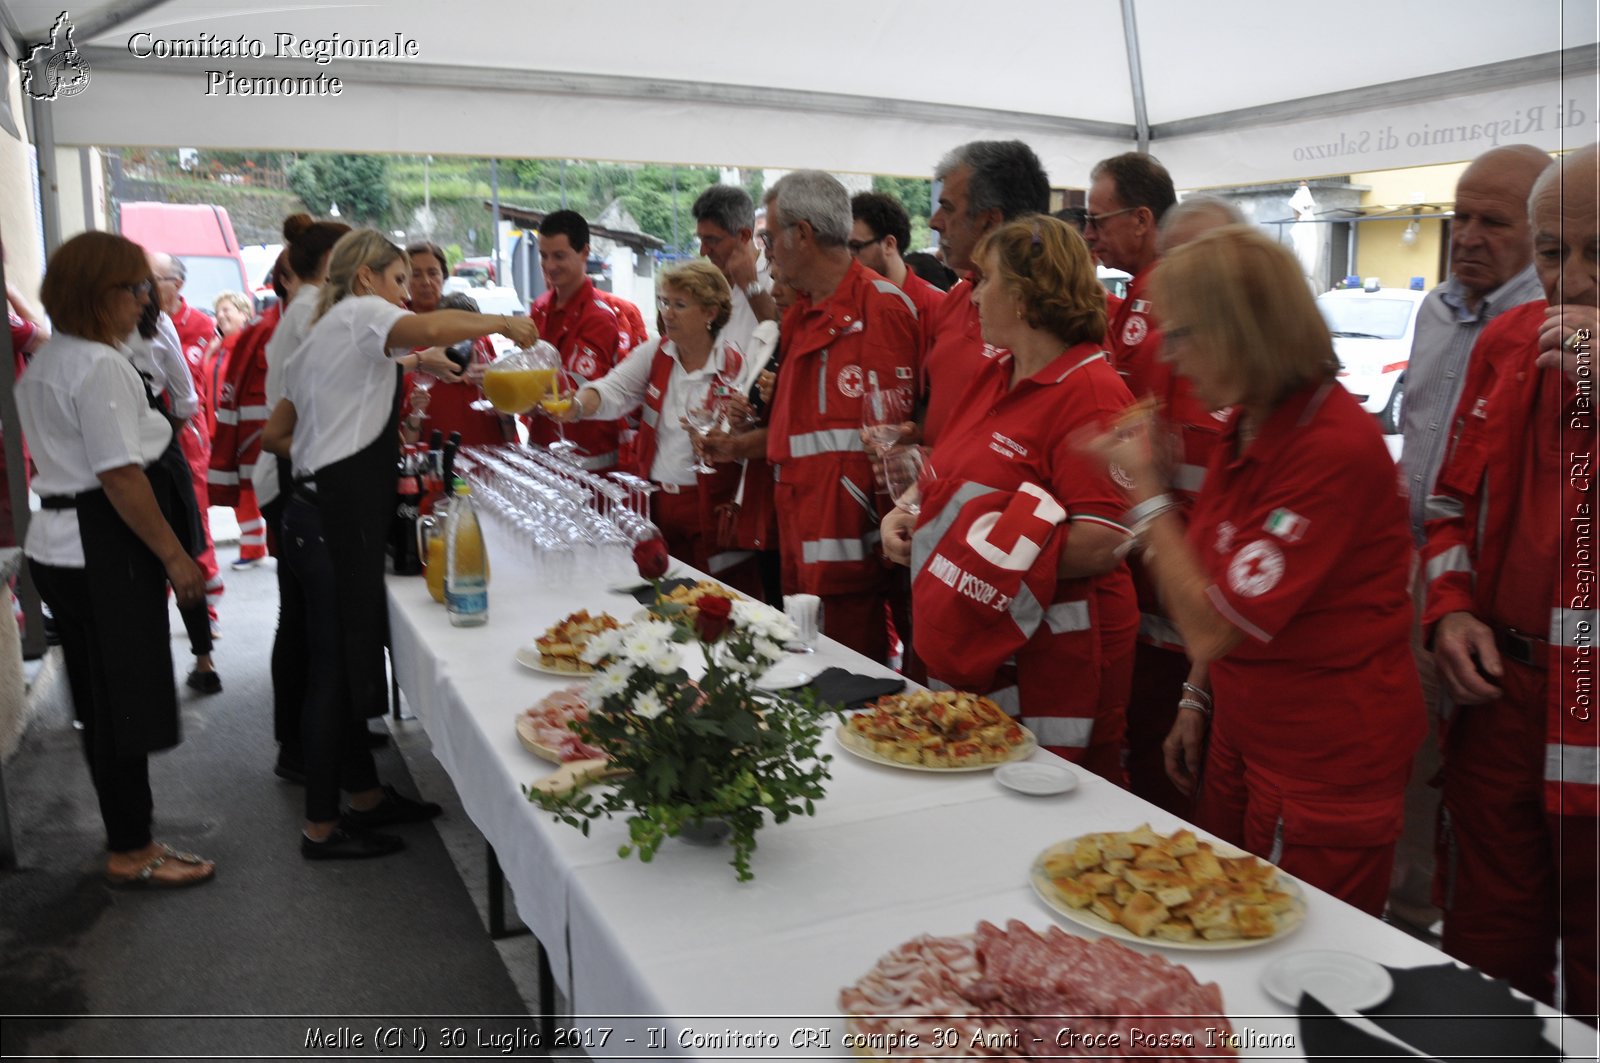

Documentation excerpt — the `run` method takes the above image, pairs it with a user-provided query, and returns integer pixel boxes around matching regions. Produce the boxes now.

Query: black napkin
[808,667,905,711]
[1299,962,1560,1060]
[626,577,697,604]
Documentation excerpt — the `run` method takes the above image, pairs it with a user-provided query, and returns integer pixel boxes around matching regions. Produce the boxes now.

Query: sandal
[106,844,216,890]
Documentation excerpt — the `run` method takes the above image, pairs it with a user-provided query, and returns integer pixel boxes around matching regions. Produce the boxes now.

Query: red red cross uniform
[1186,380,1424,916]
[897,267,946,368]
[1420,302,1598,1015]
[526,278,624,470]
[208,304,279,558]
[919,280,991,448]
[767,259,919,661]
[926,344,1138,775]
[1105,266,1228,814]
[170,299,222,616]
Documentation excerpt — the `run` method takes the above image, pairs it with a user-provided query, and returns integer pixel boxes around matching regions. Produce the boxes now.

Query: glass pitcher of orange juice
[417,509,448,603]
[481,340,561,414]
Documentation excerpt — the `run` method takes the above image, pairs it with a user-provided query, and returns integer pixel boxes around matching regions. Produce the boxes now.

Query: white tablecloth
[387,517,1593,1060]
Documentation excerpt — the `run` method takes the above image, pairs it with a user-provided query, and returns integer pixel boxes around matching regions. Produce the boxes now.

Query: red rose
[632,534,669,580]
[693,594,733,642]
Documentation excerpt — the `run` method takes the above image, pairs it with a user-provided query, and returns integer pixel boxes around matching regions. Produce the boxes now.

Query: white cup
[783,594,822,648]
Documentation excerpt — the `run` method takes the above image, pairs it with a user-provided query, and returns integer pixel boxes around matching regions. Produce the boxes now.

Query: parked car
[1316,286,1427,434]
[117,202,252,316]
[452,257,498,286]
[448,284,527,356]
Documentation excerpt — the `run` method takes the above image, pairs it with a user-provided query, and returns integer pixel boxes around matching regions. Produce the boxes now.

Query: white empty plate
[754,661,815,691]
[994,761,1077,796]
[1261,950,1394,1012]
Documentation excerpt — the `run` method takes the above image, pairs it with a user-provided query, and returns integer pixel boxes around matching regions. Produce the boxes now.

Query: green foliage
[287,153,391,225]
[444,243,464,271]
[873,175,934,251]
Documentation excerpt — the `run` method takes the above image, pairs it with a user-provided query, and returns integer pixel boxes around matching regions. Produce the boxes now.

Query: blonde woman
[262,229,538,860]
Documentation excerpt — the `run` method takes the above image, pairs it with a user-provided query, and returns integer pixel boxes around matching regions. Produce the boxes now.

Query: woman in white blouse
[18,232,213,888]
[262,230,538,860]
[553,260,752,575]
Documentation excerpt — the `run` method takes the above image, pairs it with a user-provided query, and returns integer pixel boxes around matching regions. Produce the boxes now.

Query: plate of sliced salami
[839,919,1236,1052]
[1031,825,1306,950]
[836,690,1036,771]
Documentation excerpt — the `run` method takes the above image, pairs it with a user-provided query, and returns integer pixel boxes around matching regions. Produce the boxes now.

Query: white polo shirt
[18,333,174,568]
[283,294,411,480]
[253,283,322,505]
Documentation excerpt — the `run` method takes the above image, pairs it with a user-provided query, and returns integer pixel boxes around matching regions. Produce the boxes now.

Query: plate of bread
[837,690,1036,771]
[518,610,621,675]
[1030,824,1306,950]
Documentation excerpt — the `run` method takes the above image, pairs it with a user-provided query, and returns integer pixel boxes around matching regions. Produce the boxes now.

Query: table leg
[486,842,529,940]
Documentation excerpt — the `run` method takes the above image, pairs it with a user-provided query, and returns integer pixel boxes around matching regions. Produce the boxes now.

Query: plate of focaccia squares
[1030,824,1306,950]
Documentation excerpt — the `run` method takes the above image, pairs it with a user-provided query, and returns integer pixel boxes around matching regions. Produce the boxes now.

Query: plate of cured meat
[516,686,606,764]
[836,690,1036,771]
[839,919,1237,1057]
[1030,825,1306,950]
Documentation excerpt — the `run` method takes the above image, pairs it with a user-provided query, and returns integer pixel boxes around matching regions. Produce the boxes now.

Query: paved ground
[0,515,549,1058]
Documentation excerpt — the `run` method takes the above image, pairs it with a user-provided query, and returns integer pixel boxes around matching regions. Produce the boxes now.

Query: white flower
[588,666,630,701]
[646,646,680,674]
[633,691,667,719]
[752,638,785,665]
[734,602,797,644]
[581,627,622,665]
[622,629,664,662]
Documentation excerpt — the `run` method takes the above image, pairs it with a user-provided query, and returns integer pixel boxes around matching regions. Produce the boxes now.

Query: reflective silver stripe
[641,405,660,428]
[802,538,868,563]
[1011,584,1045,639]
[1022,714,1093,748]
[1423,495,1464,522]
[206,469,240,487]
[1546,744,1600,787]
[872,278,917,317]
[215,408,240,426]
[1044,600,1091,634]
[1139,614,1186,647]
[841,475,877,522]
[1424,544,1472,586]
[910,481,998,581]
[1267,819,1286,865]
[987,685,1020,716]
[817,349,829,415]
[578,450,618,471]
[1172,463,1207,493]
[787,428,862,457]
[706,549,753,574]
[1551,607,1597,648]
[238,405,271,419]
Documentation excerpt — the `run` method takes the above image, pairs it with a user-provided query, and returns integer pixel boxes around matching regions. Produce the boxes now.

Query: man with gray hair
[1156,195,1246,255]
[920,140,1050,446]
[762,170,919,661]
[1391,143,1552,935]
[1420,142,1596,1019]
[691,184,776,353]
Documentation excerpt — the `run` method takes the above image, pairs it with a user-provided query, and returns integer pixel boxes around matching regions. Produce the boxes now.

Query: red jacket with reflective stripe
[1421,302,1597,816]
[767,260,919,590]
[207,304,279,506]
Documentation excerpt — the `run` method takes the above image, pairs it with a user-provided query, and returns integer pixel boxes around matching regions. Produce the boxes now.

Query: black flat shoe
[301,827,405,860]
[186,668,222,695]
[273,754,307,785]
[341,785,442,830]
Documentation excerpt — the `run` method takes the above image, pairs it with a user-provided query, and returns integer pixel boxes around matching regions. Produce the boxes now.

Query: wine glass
[862,370,910,453]
[682,378,719,474]
[882,445,933,516]
[539,368,581,459]
[408,370,435,423]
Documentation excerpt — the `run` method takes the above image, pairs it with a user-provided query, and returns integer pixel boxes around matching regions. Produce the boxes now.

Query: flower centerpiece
[527,539,832,881]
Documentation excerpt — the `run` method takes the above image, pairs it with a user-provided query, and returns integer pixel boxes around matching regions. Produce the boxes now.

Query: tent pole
[490,157,501,285]
[1119,0,1151,153]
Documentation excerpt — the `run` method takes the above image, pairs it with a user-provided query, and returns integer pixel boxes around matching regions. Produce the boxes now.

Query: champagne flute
[882,445,932,516]
[540,368,579,458]
[862,370,910,452]
[682,378,719,474]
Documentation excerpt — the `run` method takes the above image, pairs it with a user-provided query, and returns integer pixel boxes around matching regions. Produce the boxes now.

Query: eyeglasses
[657,297,695,312]
[846,236,885,255]
[117,279,154,298]
[757,222,797,253]
[155,275,182,284]
[1083,206,1139,229]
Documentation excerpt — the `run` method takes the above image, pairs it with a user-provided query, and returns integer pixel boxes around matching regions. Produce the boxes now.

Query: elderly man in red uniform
[150,251,224,628]
[1084,153,1224,816]
[921,140,1050,448]
[763,171,920,662]
[1422,142,1599,1022]
[525,211,624,471]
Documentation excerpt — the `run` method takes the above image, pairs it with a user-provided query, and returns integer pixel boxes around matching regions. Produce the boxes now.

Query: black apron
[49,420,193,756]
[304,365,402,721]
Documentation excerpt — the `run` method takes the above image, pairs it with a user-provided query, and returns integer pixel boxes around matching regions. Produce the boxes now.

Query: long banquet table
[387,517,1593,1060]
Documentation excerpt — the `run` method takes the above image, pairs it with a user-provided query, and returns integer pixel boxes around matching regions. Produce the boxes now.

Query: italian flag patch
[1263,507,1309,542]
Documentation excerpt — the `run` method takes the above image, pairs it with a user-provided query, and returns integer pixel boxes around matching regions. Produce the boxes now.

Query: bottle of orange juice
[445,481,489,626]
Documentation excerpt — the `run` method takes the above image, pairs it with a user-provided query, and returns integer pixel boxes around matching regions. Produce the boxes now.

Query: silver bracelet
[1177,698,1212,720]
[1181,682,1213,707]
[1123,493,1176,528]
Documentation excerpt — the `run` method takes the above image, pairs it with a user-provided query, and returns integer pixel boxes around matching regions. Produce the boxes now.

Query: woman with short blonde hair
[1089,224,1423,915]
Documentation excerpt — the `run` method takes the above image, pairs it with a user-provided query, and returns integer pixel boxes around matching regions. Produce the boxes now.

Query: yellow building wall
[1346,161,1467,291]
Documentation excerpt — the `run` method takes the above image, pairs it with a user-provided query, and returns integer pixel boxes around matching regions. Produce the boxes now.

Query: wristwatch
[744,279,769,299]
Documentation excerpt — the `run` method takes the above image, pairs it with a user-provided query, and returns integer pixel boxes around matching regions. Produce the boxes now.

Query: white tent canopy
[4,0,1596,188]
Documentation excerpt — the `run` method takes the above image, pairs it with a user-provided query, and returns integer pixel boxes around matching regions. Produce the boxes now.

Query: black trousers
[280,495,380,822]
[260,492,303,756]
[30,561,154,853]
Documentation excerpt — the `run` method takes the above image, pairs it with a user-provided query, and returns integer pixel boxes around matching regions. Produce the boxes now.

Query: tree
[288,153,390,224]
